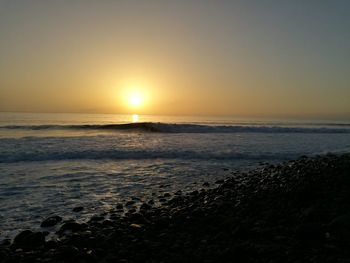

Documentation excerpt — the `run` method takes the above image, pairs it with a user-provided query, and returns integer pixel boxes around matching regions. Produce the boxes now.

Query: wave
[1,122,350,133]
[0,148,298,163]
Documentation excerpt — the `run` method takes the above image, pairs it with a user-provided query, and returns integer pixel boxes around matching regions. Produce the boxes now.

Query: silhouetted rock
[59,222,86,233]
[13,230,45,249]
[41,215,62,227]
[72,206,84,212]
[116,203,123,209]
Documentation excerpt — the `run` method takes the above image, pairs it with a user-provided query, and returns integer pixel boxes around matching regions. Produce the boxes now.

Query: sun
[119,81,150,112]
[128,91,143,107]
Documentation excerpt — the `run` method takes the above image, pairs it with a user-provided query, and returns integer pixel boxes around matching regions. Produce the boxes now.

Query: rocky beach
[1,153,350,263]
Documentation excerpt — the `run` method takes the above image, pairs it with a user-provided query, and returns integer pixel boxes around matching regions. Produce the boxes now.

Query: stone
[56,245,79,258]
[328,214,350,239]
[13,231,45,249]
[116,203,124,209]
[215,180,224,184]
[130,223,143,229]
[13,230,33,244]
[41,215,62,227]
[126,200,135,206]
[90,215,105,222]
[72,206,84,212]
[140,203,152,210]
[59,222,86,233]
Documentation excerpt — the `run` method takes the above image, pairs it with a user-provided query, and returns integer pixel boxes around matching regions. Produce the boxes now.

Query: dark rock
[0,239,11,247]
[163,193,171,197]
[72,206,84,212]
[90,215,105,222]
[56,245,79,258]
[0,248,10,260]
[140,203,152,211]
[13,231,45,249]
[102,220,114,227]
[41,215,62,227]
[59,222,86,233]
[126,200,135,206]
[203,182,210,187]
[13,230,33,244]
[45,239,59,249]
[295,223,325,242]
[116,203,124,209]
[130,223,143,229]
[328,214,350,239]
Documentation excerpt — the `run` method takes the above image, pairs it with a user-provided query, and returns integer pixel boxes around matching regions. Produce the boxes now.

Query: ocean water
[1,112,350,240]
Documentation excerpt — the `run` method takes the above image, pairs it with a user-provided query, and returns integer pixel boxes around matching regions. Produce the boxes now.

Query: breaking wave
[1,122,350,133]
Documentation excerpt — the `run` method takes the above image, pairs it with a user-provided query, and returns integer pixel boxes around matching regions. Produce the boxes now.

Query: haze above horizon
[0,1,349,119]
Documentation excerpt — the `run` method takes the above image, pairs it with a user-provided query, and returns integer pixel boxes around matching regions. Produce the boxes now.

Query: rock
[126,200,135,206]
[13,231,45,249]
[0,248,10,260]
[102,219,114,227]
[128,208,136,213]
[59,222,86,233]
[140,203,152,210]
[56,245,79,258]
[129,212,147,224]
[45,239,59,249]
[0,239,11,247]
[203,182,210,187]
[130,223,143,229]
[72,206,84,212]
[295,223,324,241]
[90,215,105,222]
[13,230,33,244]
[190,190,199,196]
[328,214,350,239]
[116,203,124,209]
[41,215,62,227]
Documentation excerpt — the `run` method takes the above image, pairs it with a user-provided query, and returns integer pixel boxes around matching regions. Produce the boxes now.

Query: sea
[1,112,350,241]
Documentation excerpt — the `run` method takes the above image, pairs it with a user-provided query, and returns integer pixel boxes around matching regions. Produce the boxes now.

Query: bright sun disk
[128,92,142,107]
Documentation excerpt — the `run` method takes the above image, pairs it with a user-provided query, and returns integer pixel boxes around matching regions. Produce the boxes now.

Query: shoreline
[1,153,350,262]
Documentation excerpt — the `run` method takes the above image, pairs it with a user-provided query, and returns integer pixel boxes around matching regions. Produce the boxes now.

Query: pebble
[126,200,135,206]
[72,206,84,212]
[40,215,63,227]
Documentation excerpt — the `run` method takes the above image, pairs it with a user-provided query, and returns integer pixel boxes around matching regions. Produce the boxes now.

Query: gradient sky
[0,0,349,118]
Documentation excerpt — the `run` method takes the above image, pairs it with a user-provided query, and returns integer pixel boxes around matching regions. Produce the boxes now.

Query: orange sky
[0,1,349,119]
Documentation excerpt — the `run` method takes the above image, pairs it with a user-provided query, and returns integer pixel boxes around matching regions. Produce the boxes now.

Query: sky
[0,0,349,118]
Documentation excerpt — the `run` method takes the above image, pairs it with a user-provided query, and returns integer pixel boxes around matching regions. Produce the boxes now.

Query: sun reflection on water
[132,114,139,123]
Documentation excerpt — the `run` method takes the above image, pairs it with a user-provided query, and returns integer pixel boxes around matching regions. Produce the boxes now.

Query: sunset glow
[128,92,142,107]
[0,1,349,118]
